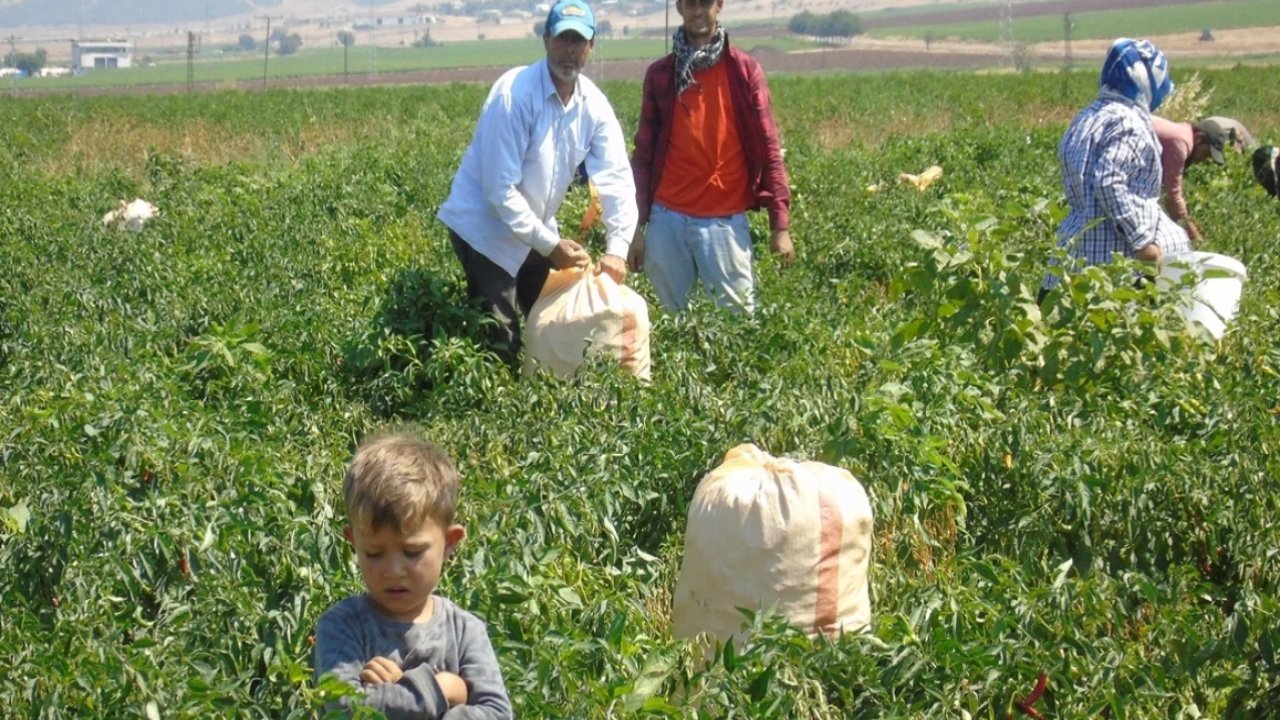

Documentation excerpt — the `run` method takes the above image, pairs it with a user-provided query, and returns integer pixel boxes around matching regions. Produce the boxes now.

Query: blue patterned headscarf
[1098,38,1173,113]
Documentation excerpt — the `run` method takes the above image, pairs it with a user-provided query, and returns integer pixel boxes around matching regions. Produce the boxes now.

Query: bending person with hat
[1151,115,1254,244]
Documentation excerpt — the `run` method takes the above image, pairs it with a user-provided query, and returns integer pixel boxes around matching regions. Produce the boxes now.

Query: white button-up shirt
[438,59,638,277]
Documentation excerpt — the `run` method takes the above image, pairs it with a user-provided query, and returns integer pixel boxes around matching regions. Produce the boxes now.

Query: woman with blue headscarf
[1042,38,1191,296]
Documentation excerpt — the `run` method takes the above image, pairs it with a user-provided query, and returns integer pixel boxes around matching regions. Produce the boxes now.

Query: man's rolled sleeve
[630,69,663,228]
[745,61,791,232]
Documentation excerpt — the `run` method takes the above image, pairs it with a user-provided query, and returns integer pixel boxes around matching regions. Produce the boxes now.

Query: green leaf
[555,586,582,608]
[1052,558,1073,590]
[912,229,942,250]
[2,500,30,534]
[622,653,674,712]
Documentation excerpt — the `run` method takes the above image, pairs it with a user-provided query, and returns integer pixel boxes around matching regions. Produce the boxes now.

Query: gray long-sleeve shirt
[314,594,513,719]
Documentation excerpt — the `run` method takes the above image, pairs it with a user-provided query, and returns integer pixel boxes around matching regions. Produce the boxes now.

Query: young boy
[314,432,513,719]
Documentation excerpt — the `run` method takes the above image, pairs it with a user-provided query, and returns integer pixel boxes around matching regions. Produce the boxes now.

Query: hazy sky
[0,0,397,28]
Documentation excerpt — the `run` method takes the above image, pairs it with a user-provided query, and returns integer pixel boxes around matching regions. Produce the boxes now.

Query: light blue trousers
[644,204,755,314]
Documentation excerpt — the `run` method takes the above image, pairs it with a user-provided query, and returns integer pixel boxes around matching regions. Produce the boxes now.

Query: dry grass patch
[811,111,957,151]
[44,115,392,177]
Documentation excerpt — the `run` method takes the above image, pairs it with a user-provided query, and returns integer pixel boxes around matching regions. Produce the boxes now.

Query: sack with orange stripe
[673,444,873,651]
[523,263,651,381]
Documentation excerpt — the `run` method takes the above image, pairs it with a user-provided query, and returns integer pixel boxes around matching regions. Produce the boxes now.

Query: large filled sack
[673,444,873,648]
[524,265,651,381]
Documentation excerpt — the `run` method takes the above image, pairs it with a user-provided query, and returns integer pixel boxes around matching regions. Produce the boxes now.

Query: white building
[353,14,437,30]
[72,40,134,71]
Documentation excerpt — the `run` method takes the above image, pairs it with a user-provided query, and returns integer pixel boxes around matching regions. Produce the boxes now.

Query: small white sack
[524,266,651,381]
[102,198,159,232]
[1157,251,1247,339]
[673,444,873,648]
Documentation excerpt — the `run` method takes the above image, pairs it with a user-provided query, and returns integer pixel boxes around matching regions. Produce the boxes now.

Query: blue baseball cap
[546,0,595,40]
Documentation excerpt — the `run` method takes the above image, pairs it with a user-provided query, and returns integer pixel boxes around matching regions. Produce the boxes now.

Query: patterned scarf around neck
[673,26,727,98]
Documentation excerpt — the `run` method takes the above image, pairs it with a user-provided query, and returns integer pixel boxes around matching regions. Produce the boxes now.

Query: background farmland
[2,63,1280,717]
[5,0,1280,93]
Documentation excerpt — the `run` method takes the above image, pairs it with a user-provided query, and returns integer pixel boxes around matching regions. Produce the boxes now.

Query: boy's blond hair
[343,431,460,533]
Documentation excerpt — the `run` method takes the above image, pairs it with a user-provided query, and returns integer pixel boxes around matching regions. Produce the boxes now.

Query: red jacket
[630,42,791,231]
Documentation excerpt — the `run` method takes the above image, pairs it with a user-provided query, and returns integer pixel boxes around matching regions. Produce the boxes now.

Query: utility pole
[187,31,198,92]
[366,0,377,79]
[257,15,281,90]
[5,34,19,97]
[999,0,1013,65]
[1063,13,1074,71]
[664,0,670,54]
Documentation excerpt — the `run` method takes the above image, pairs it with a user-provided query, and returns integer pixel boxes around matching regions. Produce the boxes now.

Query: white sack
[102,198,159,232]
[524,266,651,381]
[673,444,873,648]
[1156,251,1247,340]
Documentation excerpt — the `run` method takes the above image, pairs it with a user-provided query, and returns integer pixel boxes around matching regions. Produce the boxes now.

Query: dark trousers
[449,230,552,364]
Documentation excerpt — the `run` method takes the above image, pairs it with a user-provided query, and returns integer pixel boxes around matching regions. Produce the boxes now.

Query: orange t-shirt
[654,61,754,218]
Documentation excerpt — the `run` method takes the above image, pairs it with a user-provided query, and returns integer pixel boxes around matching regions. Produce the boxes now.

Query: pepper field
[2,67,1280,718]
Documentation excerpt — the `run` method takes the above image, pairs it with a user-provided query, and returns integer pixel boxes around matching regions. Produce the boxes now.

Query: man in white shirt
[437,0,638,364]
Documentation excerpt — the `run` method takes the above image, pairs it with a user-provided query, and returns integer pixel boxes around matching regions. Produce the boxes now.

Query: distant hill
[0,0,276,27]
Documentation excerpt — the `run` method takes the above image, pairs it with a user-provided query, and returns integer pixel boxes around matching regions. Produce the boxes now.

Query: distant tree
[533,20,545,37]
[789,10,862,38]
[923,30,936,52]
[238,34,256,51]
[270,28,286,42]
[413,30,438,47]
[788,11,814,35]
[597,19,613,38]
[277,33,303,56]
[337,30,356,47]
[4,48,46,75]
[1010,41,1034,73]
[827,10,862,37]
